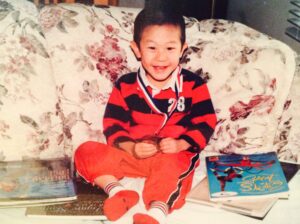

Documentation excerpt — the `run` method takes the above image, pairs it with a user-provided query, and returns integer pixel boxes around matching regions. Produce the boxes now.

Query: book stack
[0,158,77,207]
[187,152,300,219]
[0,158,108,221]
[25,177,108,221]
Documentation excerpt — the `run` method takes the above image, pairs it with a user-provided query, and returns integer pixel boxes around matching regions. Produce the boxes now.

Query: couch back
[0,0,296,161]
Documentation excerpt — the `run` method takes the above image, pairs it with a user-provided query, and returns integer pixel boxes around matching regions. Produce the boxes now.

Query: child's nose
[156,49,168,61]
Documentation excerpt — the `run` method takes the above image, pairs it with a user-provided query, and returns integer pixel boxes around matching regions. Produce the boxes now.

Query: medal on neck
[137,66,182,135]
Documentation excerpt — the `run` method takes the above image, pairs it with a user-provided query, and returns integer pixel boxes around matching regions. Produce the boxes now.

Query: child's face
[131,24,187,88]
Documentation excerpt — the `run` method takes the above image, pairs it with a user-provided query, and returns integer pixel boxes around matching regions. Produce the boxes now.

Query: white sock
[148,201,168,224]
[103,182,125,198]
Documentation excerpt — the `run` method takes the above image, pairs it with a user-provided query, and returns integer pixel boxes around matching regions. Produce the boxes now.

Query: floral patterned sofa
[1,0,299,164]
[1,0,300,223]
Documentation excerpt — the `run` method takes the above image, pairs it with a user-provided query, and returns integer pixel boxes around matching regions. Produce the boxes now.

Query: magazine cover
[187,161,299,218]
[0,158,77,207]
[206,152,289,201]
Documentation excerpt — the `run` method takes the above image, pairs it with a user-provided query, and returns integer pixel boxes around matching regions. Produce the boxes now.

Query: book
[0,158,77,207]
[187,161,299,219]
[205,152,289,201]
[280,162,300,182]
[187,177,277,218]
[25,177,108,220]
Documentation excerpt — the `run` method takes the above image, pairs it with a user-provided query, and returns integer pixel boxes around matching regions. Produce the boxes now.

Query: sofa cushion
[39,4,141,152]
[39,4,296,158]
[0,0,65,160]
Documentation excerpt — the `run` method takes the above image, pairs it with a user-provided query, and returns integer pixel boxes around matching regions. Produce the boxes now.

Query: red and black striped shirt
[103,68,217,153]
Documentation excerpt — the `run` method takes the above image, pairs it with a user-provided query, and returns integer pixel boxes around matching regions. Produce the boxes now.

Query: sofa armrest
[273,55,300,163]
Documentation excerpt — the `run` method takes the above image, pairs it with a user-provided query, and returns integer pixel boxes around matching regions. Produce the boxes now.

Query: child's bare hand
[134,142,158,159]
[159,138,190,153]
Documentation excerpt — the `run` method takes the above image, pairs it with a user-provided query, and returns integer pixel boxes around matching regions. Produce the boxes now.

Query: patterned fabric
[38,4,140,152]
[187,20,296,158]
[103,69,217,153]
[0,0,299,163]
[273,56,300,163]
[0,0,64,160]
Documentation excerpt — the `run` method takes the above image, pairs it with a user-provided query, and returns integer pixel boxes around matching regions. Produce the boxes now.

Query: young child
[75,6,217,224]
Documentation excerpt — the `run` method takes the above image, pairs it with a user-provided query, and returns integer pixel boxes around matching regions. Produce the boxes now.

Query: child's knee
[74,141,110,182]
[74,141,123,181]
[75,141,107,160]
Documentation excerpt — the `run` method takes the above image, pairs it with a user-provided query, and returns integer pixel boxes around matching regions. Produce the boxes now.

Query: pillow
[0,0,65,160]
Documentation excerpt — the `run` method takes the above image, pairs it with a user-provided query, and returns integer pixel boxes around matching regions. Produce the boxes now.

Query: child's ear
[130,41,141,59]
[180,42,188,56]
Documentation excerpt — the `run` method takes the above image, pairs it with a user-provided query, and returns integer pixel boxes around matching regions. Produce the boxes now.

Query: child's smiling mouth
[153,65,168,71]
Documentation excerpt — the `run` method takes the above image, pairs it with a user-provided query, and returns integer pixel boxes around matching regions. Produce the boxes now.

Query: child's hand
[134,142,158,159]
[159,138,190,153]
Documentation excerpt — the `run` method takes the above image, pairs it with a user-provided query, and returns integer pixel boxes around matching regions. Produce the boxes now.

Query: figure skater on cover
[211,166,243,192]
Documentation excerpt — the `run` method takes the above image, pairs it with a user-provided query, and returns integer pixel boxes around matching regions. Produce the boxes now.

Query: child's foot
[133,213,159,224]
[103,190,139,221]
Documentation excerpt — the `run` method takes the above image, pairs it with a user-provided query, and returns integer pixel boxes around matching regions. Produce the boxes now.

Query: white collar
[139,66,180,96]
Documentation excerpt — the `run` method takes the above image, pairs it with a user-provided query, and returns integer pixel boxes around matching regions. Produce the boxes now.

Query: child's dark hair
[133,6,186,46]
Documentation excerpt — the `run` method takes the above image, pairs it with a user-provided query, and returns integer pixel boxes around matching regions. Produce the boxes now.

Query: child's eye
[167,47,175,51]
[148,46,156,50]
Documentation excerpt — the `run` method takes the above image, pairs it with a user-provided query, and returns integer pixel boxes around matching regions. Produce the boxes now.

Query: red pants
[74,141,199,212]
